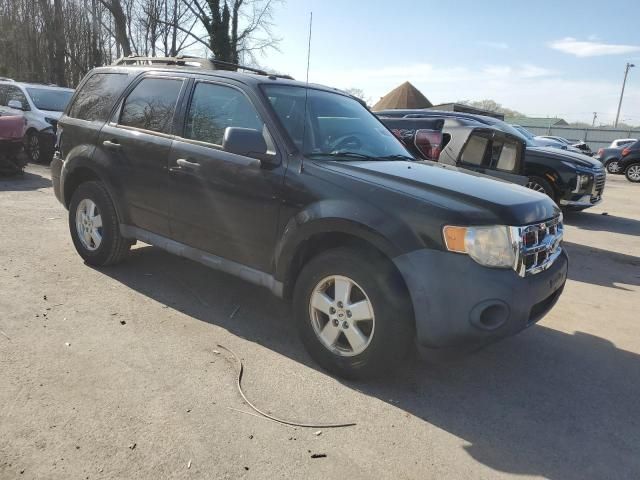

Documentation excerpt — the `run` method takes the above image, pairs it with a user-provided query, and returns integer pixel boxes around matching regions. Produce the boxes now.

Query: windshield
[26,88,73,112]
[262,85,411,160]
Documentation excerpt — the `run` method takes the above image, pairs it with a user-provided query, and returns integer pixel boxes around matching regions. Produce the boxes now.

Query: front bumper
[560,194,603,208]
[394,248,568,349]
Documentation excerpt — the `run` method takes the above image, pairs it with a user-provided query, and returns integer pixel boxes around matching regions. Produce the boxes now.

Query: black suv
[52,57,568,379]
[377,109,607,210]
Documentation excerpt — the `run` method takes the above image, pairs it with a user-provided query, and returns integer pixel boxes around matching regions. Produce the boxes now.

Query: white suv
[0,79,74,163]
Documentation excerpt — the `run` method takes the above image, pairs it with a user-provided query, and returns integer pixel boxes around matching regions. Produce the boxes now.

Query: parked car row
[50,56,568,379]
[377,109,606,211]
[0,78,73,164]
[595,140,640,182]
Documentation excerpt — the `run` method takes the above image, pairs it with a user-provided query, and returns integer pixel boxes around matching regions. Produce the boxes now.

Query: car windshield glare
[26,88,73,112]
[262,85,411,160]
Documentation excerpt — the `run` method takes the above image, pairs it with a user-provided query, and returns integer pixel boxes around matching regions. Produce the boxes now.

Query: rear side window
[119,78,183,134]
[492,141,518,171]
[68,73,130,121]
[184,82,264,145]
[461,134,489,165]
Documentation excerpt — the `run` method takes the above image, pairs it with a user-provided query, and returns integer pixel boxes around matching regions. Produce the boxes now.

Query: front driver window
[184,82,266,147]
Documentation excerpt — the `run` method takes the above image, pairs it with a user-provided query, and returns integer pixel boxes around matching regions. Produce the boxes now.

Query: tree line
[0,0,280,87]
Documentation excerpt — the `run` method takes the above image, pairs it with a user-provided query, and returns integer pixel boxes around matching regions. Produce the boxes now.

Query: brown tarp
[372,81,433,111]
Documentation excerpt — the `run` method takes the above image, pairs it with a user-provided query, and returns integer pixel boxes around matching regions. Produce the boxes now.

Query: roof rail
[111,55,294,79]
[0,77,15,82]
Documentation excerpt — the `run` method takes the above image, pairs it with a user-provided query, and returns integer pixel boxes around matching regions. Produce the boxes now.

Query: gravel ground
[1,165,639,480]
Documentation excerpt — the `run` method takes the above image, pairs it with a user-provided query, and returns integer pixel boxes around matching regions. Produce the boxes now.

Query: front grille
[592,168,606,201]
[511,215,563,277]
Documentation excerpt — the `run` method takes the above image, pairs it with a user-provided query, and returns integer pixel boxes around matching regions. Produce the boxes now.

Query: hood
[528,146,602,168]
[40,110,63,120]
[317,160,558,226]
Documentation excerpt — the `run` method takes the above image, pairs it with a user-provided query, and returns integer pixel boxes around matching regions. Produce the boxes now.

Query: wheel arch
[277,217,413,301]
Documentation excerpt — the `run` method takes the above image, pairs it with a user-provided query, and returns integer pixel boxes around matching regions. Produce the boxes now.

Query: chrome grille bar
[511,215,563,277]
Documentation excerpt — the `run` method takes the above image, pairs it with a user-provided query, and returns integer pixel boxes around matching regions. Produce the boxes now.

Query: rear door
[60,71,131,159]
[168,80,284,272]
[98,75,187,236]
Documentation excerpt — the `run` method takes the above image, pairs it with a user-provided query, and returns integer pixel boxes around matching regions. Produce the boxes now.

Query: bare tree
[181,0,281,65]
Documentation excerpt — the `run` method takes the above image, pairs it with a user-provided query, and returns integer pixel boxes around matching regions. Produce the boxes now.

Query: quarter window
[120,78,183,134]
[68,73,130,121]
[184,82,265,146]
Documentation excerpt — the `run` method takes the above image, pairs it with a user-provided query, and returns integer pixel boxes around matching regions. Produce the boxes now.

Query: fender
[61,144,130,224]
[273,198,422,283]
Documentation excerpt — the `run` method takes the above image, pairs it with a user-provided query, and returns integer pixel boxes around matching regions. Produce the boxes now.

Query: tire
[526,175,555,200]
[68,181,132,266]
[25,130,42,164]
[293,247,413,379]
[606,159,621,174]
[625,163,640,183]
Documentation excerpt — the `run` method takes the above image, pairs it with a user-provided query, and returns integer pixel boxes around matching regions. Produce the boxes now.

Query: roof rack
[112,55,294,80]
[0,77,15,82]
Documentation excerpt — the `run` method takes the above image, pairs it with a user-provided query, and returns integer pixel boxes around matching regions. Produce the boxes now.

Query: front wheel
[293,247,413,379]
[25,131,41,163]
[69,181,132,266]
[526,175,555,200]
[626,164,640,183]
[606,160,621,174]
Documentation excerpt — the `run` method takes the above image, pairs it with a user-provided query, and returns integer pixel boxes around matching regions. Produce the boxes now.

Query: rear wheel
[606,160,621,174]
[293,247,413,379]
[626,164,640,183]
[526,175,555,200]
[69,181,132,266]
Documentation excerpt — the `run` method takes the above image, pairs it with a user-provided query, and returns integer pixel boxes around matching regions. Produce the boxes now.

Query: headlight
[574,173,592,192]
[443,225,516,268]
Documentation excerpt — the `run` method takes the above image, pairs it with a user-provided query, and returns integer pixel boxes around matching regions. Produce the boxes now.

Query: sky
[250,0,640,125]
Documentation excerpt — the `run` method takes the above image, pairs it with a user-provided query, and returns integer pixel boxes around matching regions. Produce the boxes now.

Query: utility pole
[615,62,635,127]
[592,112,598,127]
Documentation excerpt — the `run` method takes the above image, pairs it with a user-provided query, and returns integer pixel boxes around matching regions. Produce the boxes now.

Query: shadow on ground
[564,241,640,290]
[97,245,640,480]
[0,170,51,191]
[564,210,640,236]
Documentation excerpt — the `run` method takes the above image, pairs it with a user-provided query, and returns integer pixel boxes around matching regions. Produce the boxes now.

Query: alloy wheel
[75,199,103,251]
[309,275,375,357]
[28,133,40,162]
[607,161,621,174]
[628,165,640,182]
[526,180,547,195]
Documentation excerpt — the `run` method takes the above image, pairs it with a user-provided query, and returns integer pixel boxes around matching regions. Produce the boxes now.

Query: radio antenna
[300,11,313,172]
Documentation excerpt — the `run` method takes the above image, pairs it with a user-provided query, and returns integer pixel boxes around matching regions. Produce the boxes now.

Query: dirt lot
[1,165,639,480]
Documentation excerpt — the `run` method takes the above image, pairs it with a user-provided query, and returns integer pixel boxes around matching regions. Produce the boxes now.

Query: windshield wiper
[308,151,377,161]
[378,154,416,161]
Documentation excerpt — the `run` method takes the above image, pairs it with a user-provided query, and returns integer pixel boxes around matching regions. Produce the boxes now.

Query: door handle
[103,140,121,151]
[176,158,201,171]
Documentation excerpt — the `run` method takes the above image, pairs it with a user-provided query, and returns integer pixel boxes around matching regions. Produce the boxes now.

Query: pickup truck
[52,57,568,378]
[380,116,527,185]
[377,109,606,210]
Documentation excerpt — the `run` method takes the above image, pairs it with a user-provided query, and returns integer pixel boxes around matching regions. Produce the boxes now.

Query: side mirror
[222,127,273,163]
[7,99,24,110]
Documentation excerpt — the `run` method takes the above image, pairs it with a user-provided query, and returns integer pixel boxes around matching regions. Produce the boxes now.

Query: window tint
[68,73,130,121]
[461,134,489,165]
[184,82,264,145]
[120,78,183,134]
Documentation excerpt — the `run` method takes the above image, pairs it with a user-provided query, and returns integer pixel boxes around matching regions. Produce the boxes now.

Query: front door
[98,75,186,236]
[168,80,284,272]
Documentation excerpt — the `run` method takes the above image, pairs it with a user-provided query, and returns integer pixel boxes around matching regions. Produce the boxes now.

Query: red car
[0,113,27,175]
